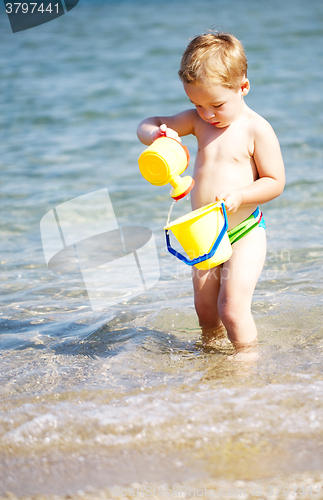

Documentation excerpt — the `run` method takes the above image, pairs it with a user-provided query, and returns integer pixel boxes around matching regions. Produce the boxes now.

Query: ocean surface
[1,0,323,498]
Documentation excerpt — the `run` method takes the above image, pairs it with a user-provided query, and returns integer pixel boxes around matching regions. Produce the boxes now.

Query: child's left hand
[216,190,242,213]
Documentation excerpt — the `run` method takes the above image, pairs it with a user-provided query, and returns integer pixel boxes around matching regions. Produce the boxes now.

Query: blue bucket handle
[165,202,228,266]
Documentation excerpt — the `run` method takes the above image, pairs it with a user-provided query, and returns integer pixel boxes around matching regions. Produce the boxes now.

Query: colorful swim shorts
[227,207,266,245]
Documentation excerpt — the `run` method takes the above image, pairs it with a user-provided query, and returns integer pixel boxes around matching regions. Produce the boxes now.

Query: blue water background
[1,0,323,496]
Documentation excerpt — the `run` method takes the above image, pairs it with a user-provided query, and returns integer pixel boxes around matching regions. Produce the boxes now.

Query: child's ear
[241,78,250,96]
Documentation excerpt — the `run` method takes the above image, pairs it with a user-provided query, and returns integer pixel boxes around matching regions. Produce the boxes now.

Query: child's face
[183,79,249,129]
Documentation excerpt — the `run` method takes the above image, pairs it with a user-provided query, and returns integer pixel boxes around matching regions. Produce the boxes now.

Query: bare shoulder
[245,106,278,139]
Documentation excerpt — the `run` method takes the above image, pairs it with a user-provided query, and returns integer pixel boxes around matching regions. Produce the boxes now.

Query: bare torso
[191,104,259,229]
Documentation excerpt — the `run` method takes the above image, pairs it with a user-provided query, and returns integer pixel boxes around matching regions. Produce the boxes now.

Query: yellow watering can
[164,201,232,270]
[138,137,195,201]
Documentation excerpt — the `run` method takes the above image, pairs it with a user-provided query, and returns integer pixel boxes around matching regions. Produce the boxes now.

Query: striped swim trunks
[227,207,266,245]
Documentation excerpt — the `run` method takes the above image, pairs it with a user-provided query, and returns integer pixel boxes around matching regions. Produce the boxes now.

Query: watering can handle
[165,202,229,266]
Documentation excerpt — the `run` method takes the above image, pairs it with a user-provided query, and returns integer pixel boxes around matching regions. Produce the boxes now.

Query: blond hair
[178,32,248,90]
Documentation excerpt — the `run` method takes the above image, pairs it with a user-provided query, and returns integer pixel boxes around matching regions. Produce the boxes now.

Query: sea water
[1,0,323,498]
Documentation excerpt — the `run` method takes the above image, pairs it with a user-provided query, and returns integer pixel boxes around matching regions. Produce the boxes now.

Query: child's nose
[204,108,215,119]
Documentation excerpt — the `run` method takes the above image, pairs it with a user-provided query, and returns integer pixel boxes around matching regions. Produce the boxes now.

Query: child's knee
[218,295,243,326]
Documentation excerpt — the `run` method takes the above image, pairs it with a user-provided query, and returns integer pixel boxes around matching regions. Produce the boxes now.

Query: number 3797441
[5,3,60,14]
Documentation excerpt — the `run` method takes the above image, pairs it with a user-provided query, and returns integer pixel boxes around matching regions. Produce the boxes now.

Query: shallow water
[1,0,323,498]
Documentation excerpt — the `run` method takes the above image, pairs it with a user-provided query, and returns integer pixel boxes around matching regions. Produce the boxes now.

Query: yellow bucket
[164,201,232,270]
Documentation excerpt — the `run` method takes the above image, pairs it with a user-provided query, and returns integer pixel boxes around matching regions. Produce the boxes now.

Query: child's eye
[213,103,224,108]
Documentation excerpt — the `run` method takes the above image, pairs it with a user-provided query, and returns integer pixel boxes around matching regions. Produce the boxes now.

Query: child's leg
[192,265,230,346]
[192,265,223,340]
[218,227,266,344]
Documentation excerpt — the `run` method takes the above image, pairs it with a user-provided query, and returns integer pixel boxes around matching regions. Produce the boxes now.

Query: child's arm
[217,119,285,213]
[137,109,196,145]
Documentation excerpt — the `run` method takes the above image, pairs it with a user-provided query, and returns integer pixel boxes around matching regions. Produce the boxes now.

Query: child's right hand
[151,124,182,143]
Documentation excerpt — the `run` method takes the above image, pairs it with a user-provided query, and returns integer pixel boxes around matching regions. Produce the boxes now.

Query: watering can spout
[169,175,195,201]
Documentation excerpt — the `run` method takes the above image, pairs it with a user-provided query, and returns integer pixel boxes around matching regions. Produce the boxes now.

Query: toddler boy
[137,33,285,348]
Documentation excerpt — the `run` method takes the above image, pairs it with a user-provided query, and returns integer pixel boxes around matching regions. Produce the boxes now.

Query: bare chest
[191,120,258,210]
[196,121,253,165]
